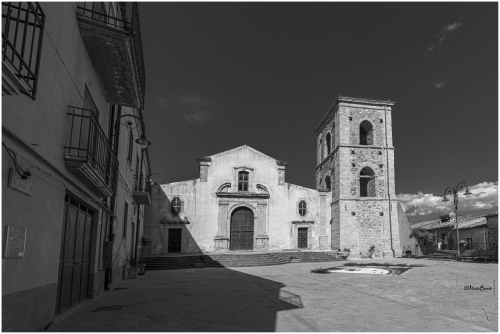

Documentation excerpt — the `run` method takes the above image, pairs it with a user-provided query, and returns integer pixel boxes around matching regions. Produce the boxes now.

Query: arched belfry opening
[230,207,254,250]
[359,167,376,197]
[359,120,373,145]
[326,133,331,155]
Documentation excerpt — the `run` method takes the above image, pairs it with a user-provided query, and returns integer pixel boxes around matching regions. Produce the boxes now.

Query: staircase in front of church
[142,251,340,270]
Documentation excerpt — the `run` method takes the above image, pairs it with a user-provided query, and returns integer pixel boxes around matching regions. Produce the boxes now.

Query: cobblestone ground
[47,257,498,332]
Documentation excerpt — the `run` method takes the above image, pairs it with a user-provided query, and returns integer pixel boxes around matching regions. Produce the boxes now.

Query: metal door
[298,228,308,249]
[230,208,254,251]
[57,196,94,314]
[168,229,182,253]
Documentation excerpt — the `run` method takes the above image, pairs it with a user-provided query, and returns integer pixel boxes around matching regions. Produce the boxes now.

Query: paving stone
[46,258,497,332]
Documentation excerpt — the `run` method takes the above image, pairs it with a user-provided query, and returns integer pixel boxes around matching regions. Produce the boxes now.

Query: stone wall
[486,215,498,244]
[316,97,398,258]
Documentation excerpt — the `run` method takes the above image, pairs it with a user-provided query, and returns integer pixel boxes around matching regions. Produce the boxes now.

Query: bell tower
[315,96,401,258]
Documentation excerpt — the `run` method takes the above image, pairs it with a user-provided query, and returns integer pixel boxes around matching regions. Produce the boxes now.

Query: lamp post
[442,182,472,261]
[114,114,151,263]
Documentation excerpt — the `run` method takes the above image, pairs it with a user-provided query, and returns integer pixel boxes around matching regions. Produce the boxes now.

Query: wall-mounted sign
[4,225,27,259]
[8,168,32,196]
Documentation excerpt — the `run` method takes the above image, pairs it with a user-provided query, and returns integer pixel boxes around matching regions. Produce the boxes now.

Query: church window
[359,167,376,197]
[326,133,331,155]
[238,171,249,191]
[298,200,307,217]
[171,197,182,214]
[359,120,373,145]
[325,176,331,191]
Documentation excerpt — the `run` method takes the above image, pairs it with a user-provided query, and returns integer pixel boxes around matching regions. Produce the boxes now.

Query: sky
[138,2,498,223]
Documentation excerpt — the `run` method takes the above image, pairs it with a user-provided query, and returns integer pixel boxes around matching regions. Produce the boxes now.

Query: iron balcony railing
[65,106,118,192]
[2,2,45,99]
[77,2,146,106]
[134,175,151,193]
[402,243,498,257]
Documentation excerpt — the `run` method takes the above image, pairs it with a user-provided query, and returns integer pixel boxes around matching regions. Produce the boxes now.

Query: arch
[256,184,269,194]
[228,203,257,217]
[325,175,331,191]
[359,167,376,197]
[359,120,374,145]
[229,206,254,251]
[217,182,231,193]
[326,133,331,155]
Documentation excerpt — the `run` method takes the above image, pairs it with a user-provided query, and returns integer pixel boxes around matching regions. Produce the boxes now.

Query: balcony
[76,2,145,108]
[133,175,151,205]
[2,2,45,99]
[64,107,118,198]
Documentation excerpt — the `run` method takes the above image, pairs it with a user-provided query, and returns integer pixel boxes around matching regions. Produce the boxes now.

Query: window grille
[298,201,307,217]
[2,2,46,100]
[171,197,182,215]
[238,171,249,191]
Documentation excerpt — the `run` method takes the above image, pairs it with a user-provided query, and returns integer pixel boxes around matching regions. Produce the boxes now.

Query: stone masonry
[315,96,404,258]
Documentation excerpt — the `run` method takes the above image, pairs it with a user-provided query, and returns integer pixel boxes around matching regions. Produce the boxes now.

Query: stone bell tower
[315,96,401,258]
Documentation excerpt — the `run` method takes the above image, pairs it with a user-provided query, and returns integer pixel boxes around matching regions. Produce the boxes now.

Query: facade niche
[359,167,376,197]
[359,120,373,145]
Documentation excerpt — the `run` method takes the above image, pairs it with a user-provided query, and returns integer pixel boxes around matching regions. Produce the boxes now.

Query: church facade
[145,96,408,257]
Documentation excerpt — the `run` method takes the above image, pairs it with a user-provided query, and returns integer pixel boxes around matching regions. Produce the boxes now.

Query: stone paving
[47,257,498,332]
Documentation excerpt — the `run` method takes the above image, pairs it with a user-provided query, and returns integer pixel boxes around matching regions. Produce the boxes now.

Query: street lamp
[442,182,472,261]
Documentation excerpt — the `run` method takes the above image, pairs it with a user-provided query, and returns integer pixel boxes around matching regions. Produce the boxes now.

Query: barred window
[238,171,249,191]
[171,197,182,215]
[298,201,307,217]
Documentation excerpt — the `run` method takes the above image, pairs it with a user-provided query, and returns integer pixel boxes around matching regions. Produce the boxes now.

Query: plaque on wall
[4,225,27,259]
[8,168,32,196]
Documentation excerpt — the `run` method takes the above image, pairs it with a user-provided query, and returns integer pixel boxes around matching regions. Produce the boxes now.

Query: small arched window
[325,176,331,191]
[171,197,182,214]
[326,133,331,155]
[359,120,373,145]
[359,167,375,197]
[298,200,307,217]
[238,171,249,191]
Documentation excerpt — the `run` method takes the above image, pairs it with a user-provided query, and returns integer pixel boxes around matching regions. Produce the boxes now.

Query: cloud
[425,18,463,56]
[155,94,218,124]
[397,181,498,217]
[433,80,446,89]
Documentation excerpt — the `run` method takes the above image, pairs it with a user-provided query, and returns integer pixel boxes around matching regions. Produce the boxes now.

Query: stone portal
[230,207,254,250]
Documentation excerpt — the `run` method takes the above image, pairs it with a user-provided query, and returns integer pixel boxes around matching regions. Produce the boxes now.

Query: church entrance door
[230,207,254,251]
[298,228,308,249]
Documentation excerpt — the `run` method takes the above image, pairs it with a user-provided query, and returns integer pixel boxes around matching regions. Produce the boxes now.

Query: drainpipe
[384,105,395,257]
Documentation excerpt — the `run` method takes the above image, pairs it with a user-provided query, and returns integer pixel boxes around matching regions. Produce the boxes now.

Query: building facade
[2,2,151,331]
[146,145,331,253]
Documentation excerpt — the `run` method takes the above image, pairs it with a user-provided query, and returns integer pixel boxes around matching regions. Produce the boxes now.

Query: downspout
[384,105,395,257]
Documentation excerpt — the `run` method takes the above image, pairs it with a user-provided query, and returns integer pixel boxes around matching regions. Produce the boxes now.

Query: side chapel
[145,96,409,257]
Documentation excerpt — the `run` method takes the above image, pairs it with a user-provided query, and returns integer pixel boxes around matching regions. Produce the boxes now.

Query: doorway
[230,207,254,251]
[57,195,94,314]
[168,229,182,253]
[298,228,308,249]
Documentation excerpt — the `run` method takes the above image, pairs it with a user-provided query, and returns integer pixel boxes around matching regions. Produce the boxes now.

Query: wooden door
[168,229,182,253]
[57,196,94,314]
[298,228,308,249]
[230,208,254,251]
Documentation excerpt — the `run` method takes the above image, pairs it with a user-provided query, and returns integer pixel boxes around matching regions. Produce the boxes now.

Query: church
[145,96,412,258]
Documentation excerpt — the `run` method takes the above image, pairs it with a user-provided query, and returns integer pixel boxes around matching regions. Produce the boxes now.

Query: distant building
[2,2,151,331]
[409,212,498,253]
[145,97,411,257]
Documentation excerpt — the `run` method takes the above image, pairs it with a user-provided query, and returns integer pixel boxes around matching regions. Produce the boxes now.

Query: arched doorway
[230,207,254,251]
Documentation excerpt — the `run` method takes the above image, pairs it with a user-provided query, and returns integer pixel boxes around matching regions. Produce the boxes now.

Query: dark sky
[139,2,498,222]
